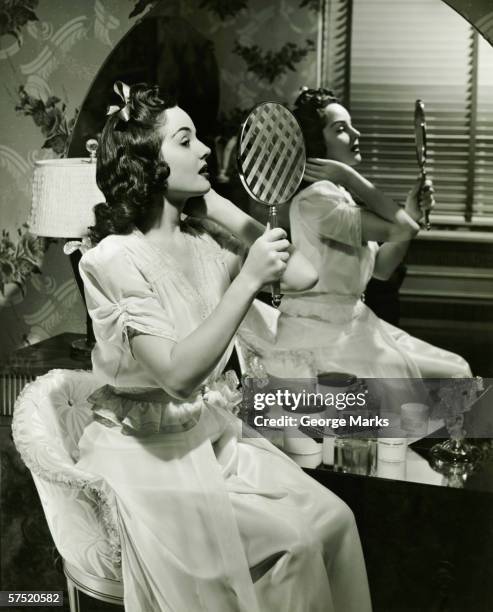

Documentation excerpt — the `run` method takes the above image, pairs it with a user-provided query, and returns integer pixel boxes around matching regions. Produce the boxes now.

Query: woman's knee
[332,496,356,535]
[308,484,358,542]
[442,352,472,377]
[455,356,473,377]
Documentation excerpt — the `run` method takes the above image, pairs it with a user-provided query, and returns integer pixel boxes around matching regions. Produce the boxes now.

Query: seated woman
[238,87,471,379]
[76,82,372,612]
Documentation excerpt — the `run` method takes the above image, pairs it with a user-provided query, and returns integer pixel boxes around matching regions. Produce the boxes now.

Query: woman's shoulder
[294,180,349,204]
[80,232,139,271]
[291,181,355,219]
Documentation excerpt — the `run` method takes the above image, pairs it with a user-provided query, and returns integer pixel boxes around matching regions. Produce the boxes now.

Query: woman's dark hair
[89,83,176,244]
[293,87,339,158]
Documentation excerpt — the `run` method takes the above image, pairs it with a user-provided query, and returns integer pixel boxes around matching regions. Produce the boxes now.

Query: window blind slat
[347,0,493,223]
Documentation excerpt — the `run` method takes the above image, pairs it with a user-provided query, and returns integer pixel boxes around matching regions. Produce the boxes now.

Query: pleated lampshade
[29,158,104,238]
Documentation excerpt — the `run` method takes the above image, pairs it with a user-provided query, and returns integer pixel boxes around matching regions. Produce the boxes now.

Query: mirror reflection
[69,0,493,377]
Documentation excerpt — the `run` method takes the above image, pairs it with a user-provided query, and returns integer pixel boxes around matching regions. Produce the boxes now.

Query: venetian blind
[349,0,492,224]
[474,35,493,220]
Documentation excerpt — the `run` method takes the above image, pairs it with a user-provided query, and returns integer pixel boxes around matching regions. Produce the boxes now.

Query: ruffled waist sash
[88,370,242,437]
[280,294,365,324]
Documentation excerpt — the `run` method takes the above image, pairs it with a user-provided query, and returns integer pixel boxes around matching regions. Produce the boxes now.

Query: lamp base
[70,337,95,360]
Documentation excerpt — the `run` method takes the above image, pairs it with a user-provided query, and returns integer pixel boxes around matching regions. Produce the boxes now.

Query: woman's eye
[181,139,190,147]
[336,125,346,133]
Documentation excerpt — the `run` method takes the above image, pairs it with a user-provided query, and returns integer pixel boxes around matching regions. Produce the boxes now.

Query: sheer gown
[76,221,372,612]
[237,181,472,380]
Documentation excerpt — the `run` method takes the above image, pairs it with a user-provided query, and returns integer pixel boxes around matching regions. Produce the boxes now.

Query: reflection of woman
[238,88,471,379]
[76,83,372,611]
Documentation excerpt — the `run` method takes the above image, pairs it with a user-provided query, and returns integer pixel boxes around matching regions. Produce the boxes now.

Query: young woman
[76,82,372,612]
[237,87,471,379]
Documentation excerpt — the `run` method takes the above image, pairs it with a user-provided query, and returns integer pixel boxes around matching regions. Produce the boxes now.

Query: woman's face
[159,106,211,201]
[321,103,361,166]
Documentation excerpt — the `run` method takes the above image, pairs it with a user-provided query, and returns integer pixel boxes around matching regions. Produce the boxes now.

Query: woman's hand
[405,176,435,223]
[239,226,290,291]
[304,158,348,185]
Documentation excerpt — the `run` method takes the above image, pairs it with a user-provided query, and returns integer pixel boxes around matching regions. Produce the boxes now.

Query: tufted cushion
[12,369,122,581]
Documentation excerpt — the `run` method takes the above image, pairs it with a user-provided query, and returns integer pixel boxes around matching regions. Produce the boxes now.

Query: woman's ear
[153,160,170,191]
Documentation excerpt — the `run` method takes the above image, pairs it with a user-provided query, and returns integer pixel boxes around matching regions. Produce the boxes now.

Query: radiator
[0,372,35,417]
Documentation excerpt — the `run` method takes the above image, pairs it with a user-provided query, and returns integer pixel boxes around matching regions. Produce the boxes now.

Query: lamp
[29,145,104,357]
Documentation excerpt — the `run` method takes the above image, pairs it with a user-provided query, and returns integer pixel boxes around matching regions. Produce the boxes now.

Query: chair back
[12,369,121,581]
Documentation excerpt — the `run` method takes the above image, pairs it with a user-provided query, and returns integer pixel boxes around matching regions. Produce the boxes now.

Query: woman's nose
[351,126,361,140]
[199,140,211,159]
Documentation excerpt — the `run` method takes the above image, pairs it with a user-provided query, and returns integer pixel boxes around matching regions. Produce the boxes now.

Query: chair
[11,369,124,611]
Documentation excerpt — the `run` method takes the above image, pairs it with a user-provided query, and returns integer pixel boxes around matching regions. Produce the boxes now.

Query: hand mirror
[414,99,431,230]
[237,102,306,307]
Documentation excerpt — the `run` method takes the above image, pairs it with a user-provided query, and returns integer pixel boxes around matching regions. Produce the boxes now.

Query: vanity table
[304,436,493,612]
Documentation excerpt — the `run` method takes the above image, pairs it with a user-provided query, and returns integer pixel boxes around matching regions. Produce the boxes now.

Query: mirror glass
[67,0,493,376]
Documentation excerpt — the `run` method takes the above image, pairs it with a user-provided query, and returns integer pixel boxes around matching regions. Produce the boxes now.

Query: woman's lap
[229,439,371,612]
[76,416,371,611]
[383,320,472,377]
[249,305,472,379]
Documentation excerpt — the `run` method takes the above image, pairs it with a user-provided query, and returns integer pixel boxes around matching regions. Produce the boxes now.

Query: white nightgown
[76,221,372,612]
[238,181,471,380]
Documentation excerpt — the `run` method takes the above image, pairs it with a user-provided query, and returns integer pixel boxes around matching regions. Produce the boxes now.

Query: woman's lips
[199,165,210,179]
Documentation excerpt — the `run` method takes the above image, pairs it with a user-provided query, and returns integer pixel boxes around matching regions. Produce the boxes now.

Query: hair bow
[106,81,131,122]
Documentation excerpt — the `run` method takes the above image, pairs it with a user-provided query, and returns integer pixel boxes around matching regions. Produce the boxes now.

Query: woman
[238,88,471,380]
[76,82,372,612]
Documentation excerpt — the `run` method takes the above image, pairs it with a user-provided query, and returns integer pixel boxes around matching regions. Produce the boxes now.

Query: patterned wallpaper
[0,0,319,359]
[182,0,319,113]
[0,0,135,358]
[0,0,490,359]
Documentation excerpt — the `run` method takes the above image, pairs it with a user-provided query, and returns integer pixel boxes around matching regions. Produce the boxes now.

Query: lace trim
[88,371,243,437]
[132,227,216,321]
[88,385,203,436]
[11,370,121,567]
[188,230,219,318]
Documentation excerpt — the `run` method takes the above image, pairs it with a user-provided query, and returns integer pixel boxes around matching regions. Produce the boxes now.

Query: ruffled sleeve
[79,237,177,352]
[294,181,362,247]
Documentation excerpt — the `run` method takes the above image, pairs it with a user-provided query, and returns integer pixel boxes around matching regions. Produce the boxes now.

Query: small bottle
[317,372,357,466]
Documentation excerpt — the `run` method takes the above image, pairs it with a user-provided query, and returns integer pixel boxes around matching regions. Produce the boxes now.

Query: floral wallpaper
[182,0,319,113]
[0,1,136,358]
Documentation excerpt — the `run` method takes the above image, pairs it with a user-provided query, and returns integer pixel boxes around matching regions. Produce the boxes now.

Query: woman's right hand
[239,226,290,291]
[405,176,434,223]
[304,158,349,185]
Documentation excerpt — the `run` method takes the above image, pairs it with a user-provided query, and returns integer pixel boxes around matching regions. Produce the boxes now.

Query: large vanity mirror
[67,0,493,375]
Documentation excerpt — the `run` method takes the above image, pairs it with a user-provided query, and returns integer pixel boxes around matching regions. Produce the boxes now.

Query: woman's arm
[185,189,318,292]
[372,179,435,280]
[304,159,420,242]
[372,241,412,281]
[131,228,288,399]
